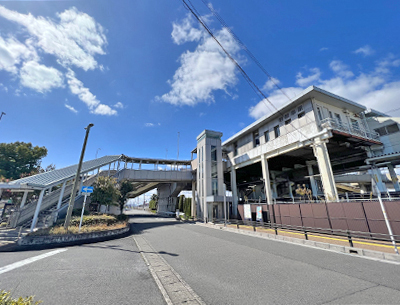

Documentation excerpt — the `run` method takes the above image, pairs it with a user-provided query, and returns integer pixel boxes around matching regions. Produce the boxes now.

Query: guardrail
[207,218,400,253]
[320,118,380,141]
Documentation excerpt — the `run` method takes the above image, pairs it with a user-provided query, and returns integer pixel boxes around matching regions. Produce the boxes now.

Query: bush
[72,208,90,217]
[69,215,117,227]
[116,214,128,221]
[0,290,41,305]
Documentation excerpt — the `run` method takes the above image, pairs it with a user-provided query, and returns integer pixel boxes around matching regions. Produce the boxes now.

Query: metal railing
[320,118,380,141]
[207,217,399,253]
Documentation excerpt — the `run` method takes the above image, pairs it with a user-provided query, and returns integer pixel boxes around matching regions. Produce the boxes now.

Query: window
[211,145,218,196]
[298,112,305,118]
[253,131,260,147]
[274,125,280,138]
[279,117,283,122]
[351,119,359,130]
[298,105,303,112]
[334,113,342,123]
[291,109,296,116]
[284,113,290,119]
[285,118,291,125]
[264,130,269,143]
[329,111,333,119]
[316,107,323,121]
[375,124,400,136]
[234,143,238,156]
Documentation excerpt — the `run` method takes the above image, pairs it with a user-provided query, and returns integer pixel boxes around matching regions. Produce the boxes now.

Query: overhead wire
[181,0,308,139]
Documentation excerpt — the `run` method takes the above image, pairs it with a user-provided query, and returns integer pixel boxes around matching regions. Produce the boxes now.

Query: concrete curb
[0,225,131,252]
[197,223,400,264]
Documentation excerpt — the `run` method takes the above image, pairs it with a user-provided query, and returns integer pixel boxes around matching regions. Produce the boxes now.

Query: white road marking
[0,249,68,275]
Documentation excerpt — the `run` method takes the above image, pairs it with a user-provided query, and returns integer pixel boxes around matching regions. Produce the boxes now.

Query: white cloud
[320,47,328,51]
[114,102,124,109]
[329,60,354,78]
[171,15,204,45]
[296,68,321,87]
[0,36,37,74]
[0,5,107,71]
[262,77,280,92]
[0,83,8,92]
[20,61,64,93]
[66,69,116,116]
[249,56,400,119]
[158,19,241,106]
[145,123,154,127]
[354,45,375,57]
[65,104,78,113]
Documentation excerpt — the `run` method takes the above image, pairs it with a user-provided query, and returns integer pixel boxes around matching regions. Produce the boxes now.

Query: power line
[181,0,308,138]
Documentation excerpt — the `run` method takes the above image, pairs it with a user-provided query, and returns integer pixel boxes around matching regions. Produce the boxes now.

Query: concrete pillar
[306,161,318,198]
[230,167,238,217]
[313,138,338,202]
[20,191,29,209]
[261,154,273,204]
[0,189,2,200]
[387,164,400,192]
[288,179,294,200]
[30,188,46,232]
[79,176,84,196]
[370,166,387,194]
[57,181,67,210]
[271,172,278,199]
[191,180,196,218]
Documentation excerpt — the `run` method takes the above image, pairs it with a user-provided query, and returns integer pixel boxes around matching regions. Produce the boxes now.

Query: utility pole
[64,123,94,230]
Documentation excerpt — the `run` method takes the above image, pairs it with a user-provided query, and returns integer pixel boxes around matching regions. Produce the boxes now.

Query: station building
[192,86,400,221]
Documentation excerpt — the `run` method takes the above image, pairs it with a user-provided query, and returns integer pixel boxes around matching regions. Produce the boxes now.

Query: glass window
[316,107,323,120]
[375,127,388,136]
[234,143,238,156]
[387,124,400,134]
[284,113,289,119]
[291,109,296,116]
[253,131,260,147]
[329,111,333,119]
[334,113,342,123]
[298,105,303,112]
[264,130,269,143]
[274,125,280,138]
[279,117,283,122]
[298,112,305,118]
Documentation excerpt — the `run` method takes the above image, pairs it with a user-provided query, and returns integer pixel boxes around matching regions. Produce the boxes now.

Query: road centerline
[0,249,68,275]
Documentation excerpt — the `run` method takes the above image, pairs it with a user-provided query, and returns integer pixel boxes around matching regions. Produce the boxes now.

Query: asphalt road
[0,227,165,305]
[1,210,400,304]
[130,210,400,305]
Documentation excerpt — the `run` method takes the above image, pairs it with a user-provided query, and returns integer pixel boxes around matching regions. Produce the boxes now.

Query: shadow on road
[78,243,179,257]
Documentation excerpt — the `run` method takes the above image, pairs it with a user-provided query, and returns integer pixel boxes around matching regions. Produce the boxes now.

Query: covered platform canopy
[0,155,122,191]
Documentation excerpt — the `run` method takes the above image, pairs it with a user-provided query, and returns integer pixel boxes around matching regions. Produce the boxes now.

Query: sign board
[243,204,252,221]
[81,186,94,195]
[256,206,263,222]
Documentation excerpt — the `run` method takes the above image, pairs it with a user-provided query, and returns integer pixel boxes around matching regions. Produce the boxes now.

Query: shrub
[116,214,128,221]
[0,290,41,305]
[69,215,117,227]
[72,208,90,217]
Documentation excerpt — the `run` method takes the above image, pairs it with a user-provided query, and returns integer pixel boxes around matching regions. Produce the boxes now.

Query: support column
[306,161,318,198]
[370,166,387,194]
[387,164,400,192]
[30,188,46,232]
[288,179,294,200]
[230,167,238,217]
[191,180,196,218]
[20,191,29,209]
[57,181,67,210]
[261,154,273,204]
[312,138,338,202]
[271,172,278,199]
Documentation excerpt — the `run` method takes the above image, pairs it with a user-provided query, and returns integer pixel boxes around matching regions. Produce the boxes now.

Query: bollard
[347,230,354,247]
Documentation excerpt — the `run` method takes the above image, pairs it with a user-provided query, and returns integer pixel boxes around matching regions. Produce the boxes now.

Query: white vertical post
[20,191,29,209]
[230,167,238,217]
[261,155,273,205]
[56,181,67,210]
[79,194,88,232]
[191,180,196,218]
[30,189,46,232]
[223,184,227,227]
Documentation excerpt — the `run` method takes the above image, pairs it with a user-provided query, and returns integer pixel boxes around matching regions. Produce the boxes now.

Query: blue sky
[1,0,400,169]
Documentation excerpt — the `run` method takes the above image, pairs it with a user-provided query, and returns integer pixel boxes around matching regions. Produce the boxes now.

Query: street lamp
[64,123,94,230]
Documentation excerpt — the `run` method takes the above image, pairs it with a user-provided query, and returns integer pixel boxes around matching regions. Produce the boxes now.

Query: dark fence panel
[362,201,388,235]
[385,201,400,236]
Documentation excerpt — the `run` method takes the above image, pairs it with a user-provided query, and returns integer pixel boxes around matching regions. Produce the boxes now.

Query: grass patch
[0,290,41,304]
[28,214,128,236]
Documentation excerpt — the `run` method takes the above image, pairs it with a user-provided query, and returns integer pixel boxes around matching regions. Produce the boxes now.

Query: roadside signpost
[79,186,93,232]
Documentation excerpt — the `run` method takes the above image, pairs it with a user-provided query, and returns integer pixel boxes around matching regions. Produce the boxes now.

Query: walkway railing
[320,118,380,141]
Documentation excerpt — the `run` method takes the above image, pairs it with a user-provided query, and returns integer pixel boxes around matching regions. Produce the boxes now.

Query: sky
[1,0,400,171]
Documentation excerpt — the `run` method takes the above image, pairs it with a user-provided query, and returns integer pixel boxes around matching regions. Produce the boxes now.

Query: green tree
[0,142,47,180]
[118,180,134,214]
[149,193,158,211]
[91,176,120,212]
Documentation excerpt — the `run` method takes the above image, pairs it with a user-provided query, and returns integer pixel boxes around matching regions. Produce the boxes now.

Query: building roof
[222,86,368,147]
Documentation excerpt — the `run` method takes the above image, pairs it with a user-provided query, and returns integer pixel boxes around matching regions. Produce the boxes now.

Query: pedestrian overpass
[0,155,193,232]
